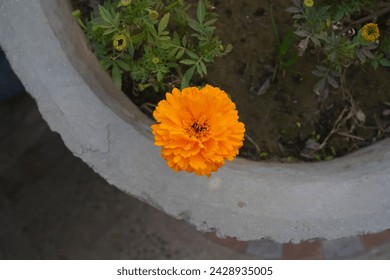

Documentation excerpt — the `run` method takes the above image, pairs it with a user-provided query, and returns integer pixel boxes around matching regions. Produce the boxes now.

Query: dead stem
[244,133,260,153]
[140,102,156,114]
[341,3,390,34]
[318,106,350,150]
[336,132,365,141]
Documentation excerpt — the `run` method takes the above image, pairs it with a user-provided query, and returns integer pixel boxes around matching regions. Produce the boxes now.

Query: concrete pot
[1,0,389,243]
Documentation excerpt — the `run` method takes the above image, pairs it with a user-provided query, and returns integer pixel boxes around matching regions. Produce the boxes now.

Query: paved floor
[0,93,389,259]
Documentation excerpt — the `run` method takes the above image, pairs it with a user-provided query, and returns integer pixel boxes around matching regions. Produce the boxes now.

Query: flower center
[185,117,210,139]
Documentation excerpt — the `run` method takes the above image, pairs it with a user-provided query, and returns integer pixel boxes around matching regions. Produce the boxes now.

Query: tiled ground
[1,93,389,259]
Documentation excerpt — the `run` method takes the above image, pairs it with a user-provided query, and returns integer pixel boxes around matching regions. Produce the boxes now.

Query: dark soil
[72,0,390,162]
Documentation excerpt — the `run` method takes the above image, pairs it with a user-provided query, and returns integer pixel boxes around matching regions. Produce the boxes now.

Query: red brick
[361,228,390,249]
[283,240,323,259]
[206,232,247,253]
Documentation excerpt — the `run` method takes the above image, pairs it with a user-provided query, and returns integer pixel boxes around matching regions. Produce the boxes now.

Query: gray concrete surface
[0,95,250,259]
[1,0,390,243]
[1,94,390,260]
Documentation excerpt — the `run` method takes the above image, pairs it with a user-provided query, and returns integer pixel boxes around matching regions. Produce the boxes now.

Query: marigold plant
[151,85,245,176]
[288,0,390,96]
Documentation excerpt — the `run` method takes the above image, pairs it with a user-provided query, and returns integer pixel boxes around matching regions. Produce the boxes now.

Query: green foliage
[288,0,390,96]
[269,2,298,75]
[73,0,231,92]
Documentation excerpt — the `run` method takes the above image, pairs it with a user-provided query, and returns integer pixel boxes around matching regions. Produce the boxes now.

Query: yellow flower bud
[113,35,127,51]
[304,0,314,8]
[120,0,131,6]
[148,10,159,21]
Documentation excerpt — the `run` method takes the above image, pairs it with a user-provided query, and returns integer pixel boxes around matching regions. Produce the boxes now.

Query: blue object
[0,46,25,101]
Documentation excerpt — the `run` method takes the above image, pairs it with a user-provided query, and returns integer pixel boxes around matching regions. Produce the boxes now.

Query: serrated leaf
[292,14,304,19]
[327,75,339,88]
[292,0,301,7]
[186,50,199,59]
[180,59,196,65]
[103,28,116,36]
[379,58,390,67]
[181,66,196,89]
[127,42,135,57]
[204,18,217,26]
[199,61,207,76]
[167,48,178,59]
[98,5,112,24]
[116,60,131,71]
[314,78,326,92]
[182,35,187,46]
[362,49,375,59]
[173,32,180,45]
[156,71,163,82]
[356,50,366,63]
[371,60,379,70]
[159,36,171,41]
[131,33,144,45]
[158,13,170,35]
[188,20,204,33]
[286,7,301,13]
[176,49,185,59]
[100,59,112,71]
[310,36,321,46]
[197,0,206,24]
[294,30,309,37]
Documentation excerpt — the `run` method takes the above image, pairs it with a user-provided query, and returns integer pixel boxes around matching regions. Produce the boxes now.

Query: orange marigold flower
[361,23,380,42]
[151,85,245,177]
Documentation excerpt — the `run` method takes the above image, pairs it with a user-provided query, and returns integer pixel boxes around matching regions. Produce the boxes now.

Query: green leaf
[281,54,297,68]
[197,0,206,24]
[186,50,199,59]
[99,5,112,24]
[279,29,294,56]
[326,75,339,89]
[158,36,171,41]
[116,60,131,71]
[181,66,196,89]
[204,18,218,26]
[176,49,185,59]
[379,58,390,67]
[310,36,321,47]
[100,59,112,71]
[112,64,122,89]
[156,71,163,82]
[199,60,207,76]
[103,28,116,36]
[173,32,180,44]
[188,20,204,33]
[131,33,144,45]
[167,48,178,59]
[127,42,135,57]
[158,13,170,35]
[182,35,187,47]
[180,59,196,65]
[371,60,379,70]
